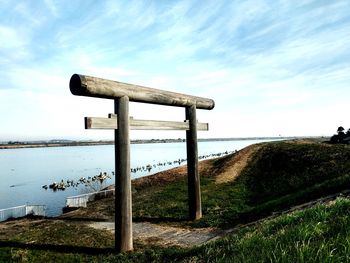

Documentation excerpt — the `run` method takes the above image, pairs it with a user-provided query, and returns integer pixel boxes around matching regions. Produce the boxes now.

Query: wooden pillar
[186,104,202,220]
[114,96,133,252]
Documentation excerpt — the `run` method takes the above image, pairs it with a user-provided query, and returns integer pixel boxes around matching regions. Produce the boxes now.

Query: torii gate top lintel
[70,73,215,110]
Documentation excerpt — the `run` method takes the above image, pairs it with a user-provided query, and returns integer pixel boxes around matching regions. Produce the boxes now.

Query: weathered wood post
[114,96,133,252]
[69,73,214,253]
[186,105,202,220]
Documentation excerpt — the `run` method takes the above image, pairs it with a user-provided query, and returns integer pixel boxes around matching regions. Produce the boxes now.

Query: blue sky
[0,0,349,141]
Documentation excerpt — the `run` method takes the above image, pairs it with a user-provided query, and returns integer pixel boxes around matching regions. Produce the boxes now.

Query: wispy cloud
[0,25,27,50]
[0,0,349,139]
[43,0,59,17]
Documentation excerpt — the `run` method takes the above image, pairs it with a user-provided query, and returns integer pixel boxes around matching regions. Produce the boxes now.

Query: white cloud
[104,0,156,30]
[13,2,45,27]
[0,0,350,140]
[0,25,26,49]
[43,0,58,17]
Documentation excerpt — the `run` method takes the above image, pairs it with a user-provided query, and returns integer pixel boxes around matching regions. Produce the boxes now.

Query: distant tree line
[7,141,23,145]
[330,126,350,144]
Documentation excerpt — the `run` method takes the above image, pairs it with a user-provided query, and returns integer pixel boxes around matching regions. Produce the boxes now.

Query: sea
[0,139,280,216]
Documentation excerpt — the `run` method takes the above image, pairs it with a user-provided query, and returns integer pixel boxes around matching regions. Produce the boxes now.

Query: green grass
[187,197,350,263]
[1,140,350,262]
[243,142,350,203]
[0,220,115,262]
[133,141,350,228]
[3,197,350,262]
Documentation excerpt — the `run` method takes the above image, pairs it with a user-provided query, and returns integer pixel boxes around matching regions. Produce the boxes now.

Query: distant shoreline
[0,136,325,150]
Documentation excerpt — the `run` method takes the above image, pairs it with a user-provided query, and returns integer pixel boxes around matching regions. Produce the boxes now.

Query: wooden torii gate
[69,74,215,252]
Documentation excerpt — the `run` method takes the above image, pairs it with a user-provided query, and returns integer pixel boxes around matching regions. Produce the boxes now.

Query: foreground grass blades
[196,198,350,263]
[2,198,350,262]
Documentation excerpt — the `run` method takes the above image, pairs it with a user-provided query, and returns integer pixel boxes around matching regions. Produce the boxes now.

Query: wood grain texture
[70,74,215,110]
[186,105,202,220]
[85,117,117,129]
[114,96,133,252]
[85,117,209,131]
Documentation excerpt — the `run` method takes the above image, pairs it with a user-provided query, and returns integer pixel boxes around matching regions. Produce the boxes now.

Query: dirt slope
[132,143,262,189]
[214,144,262,184]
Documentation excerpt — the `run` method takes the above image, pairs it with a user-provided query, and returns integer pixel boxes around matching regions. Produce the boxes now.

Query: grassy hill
[1,139,350,262]
[131,139,350,228]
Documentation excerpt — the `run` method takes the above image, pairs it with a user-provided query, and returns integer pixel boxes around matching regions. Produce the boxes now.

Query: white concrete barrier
[0,205,45,222]
[66,189,115,208]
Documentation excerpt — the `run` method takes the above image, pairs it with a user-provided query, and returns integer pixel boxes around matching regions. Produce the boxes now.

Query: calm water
[0,139,277,216]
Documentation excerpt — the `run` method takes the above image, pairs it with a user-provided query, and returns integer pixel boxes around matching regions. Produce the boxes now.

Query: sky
[0,0,349,141]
